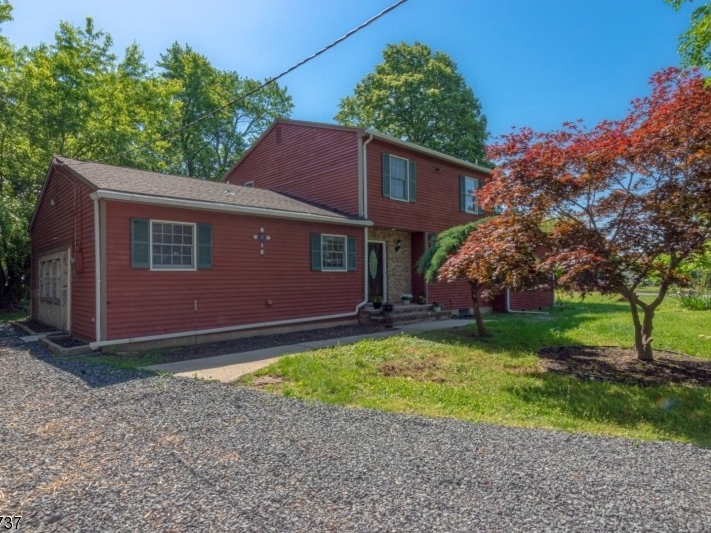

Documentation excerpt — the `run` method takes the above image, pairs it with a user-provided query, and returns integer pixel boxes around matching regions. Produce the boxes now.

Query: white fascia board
[90,190,372,227]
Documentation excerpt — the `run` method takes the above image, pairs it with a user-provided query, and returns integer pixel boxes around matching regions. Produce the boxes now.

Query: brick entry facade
[368,229,412,303]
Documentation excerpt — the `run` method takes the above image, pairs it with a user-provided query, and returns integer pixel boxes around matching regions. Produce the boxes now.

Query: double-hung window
[382,153,416,202]
[131,218,212,271]
[460,175,483,215]
[321,235,346,271]
[311,233,356,272]
[152,221,195,269]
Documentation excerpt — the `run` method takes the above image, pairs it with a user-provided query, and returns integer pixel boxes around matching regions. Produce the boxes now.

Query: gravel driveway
[2,324,710,532]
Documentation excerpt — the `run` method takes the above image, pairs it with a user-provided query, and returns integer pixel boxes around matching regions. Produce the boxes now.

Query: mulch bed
[45,334,90,348]
[15,319,58,333]
[538,345,711,387]
[159,324,384,363]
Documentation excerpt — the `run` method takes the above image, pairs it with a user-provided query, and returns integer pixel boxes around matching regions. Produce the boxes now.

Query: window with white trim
[152,221,195,269]
[389,156,408,200]
[310,233,356,272]
[460,175,483,215]
[382,153,416,202]
[321,235,346,271]
[131,218,212,271]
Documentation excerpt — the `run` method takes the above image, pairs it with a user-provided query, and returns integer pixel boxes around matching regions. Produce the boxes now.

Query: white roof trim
[90,190,373,227]
[364,129,492,174]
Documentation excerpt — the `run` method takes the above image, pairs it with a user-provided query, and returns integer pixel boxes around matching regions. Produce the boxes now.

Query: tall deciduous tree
[157,43,293,180]
[482,67,711,361]
[0,16,174,308]
[0,8,293,307]
[666,0,711,71]
[0,0,26,309]
[335,42,488,164]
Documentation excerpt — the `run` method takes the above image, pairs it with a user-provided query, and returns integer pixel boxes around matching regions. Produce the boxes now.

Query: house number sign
[253,227,271,255]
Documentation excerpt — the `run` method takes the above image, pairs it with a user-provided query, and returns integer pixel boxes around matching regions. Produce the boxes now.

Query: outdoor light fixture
[395,239,402,252]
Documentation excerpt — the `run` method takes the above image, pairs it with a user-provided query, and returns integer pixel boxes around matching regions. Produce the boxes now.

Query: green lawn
[240,293,711,446]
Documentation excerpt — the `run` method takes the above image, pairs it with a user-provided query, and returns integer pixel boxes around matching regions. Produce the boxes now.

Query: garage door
[37,249,70,331]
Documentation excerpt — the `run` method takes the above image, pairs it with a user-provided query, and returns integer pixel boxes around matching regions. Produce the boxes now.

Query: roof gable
[36,156,368,226]
[222,118,492,180]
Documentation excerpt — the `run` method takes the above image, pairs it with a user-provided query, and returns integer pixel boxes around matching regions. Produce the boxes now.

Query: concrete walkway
[144,319,474,383]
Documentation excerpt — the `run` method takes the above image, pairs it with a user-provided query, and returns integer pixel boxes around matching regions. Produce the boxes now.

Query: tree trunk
[469,282,488,337]
[628,300,654,361]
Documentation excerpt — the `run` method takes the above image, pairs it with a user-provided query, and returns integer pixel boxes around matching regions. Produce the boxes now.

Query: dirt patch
[538,346,711,387]
[378,356,447,383]
[251,375,284,387]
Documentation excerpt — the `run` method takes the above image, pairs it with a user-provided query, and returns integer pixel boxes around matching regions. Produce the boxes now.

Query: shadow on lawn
[507,373,711,447]
[419,299,626,357]
[412,301,711,447]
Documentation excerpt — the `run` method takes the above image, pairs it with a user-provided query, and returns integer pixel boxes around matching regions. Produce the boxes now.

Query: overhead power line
[99,0,409,164]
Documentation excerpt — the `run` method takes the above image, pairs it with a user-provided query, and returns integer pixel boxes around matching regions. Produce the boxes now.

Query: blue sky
[1,0,697,141]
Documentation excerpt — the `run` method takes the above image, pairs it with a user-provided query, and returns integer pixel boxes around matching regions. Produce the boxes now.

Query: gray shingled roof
[56,156,357,221]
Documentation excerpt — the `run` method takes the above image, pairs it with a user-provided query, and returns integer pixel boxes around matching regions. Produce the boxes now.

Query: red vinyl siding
[103,201,364,340]
[366,138,489,232]
[493,290,555,312]
[224,122,361,216]
[427,278,475,311]
[30,167,96,341]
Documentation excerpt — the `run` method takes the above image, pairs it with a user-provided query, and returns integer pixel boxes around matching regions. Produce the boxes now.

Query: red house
[29,120,552,349]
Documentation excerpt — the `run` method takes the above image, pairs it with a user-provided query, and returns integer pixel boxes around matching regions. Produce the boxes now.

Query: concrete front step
[358,305,452,327]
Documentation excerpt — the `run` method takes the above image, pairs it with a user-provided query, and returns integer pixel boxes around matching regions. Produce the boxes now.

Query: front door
[367,242,385,302]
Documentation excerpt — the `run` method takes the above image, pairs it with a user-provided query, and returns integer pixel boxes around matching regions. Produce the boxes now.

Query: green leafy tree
[0,15,173,307]
[336,42,488,164]
[0,9,293,307]
[666,0,711,71]
[0,1,29,309]
[157,43,293,179]
[416,220,490,336]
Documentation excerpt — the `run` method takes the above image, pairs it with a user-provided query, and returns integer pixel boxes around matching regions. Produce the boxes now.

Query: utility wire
[98,0,409,164]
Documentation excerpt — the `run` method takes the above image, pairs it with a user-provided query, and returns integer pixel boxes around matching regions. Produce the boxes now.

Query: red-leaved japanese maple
[481,67,711,361]
[438,214,549,337]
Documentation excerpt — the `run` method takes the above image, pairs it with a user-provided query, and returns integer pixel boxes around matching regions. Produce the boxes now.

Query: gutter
[364,129,492,175]
[88,305,367,349]
[89,190,373,228]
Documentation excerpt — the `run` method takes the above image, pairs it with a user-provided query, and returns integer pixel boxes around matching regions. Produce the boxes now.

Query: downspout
[93,196,102,342]
[362,134,373,219]
[505,287,549,315]
[360,133,374,308]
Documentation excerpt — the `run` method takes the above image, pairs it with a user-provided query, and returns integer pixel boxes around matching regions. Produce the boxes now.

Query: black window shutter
[131,218,150,268]
[311,233,322,271]
[382,153,391,198]
[347,236,356,272]
[408,160,416,202]
[197,223,212,269]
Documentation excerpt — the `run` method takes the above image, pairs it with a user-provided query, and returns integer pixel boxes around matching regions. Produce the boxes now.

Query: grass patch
[239,293,711,446]
[0,310,28,324]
